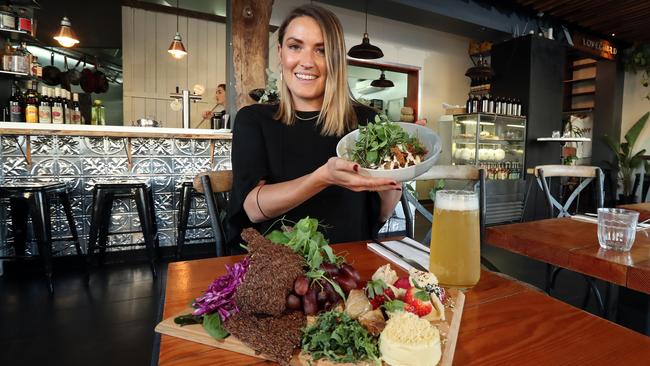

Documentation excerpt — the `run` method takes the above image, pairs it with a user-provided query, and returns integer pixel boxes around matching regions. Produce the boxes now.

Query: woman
[202,83,227,119]
[226,5,402,249]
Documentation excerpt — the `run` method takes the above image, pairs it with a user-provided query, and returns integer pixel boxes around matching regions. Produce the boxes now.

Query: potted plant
[603,112,649,203]
[623,44,650,100]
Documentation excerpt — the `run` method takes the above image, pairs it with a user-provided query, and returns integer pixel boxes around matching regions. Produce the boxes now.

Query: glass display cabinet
[451,113,527,224]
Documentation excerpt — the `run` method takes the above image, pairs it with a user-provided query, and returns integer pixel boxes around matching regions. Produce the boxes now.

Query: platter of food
[155,217,463,366]
[336,116,442,182]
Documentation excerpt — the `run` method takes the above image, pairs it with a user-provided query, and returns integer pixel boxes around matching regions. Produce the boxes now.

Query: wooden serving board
[155,289,464,366]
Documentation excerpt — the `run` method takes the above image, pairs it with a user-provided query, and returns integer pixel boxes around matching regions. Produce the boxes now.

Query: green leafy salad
[301,310,381,365]
[351,115,428,170]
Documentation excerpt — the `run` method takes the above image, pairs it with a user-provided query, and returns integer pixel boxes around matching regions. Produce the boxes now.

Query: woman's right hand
[202,110,212,119]
[315,157,400,192]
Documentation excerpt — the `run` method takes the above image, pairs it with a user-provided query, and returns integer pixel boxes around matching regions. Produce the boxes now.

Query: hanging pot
[94,61,109,93]
[42,52,61,86]
[60,56,71,91]
[80,61,97,93]
[66,56,83,85]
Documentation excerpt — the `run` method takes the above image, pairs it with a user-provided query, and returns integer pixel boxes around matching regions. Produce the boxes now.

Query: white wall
[122,6,226,128]
[269,0,472,132]
[621,71,650,154]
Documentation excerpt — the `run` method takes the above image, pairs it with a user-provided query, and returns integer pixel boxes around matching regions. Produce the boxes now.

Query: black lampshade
[371,70,394,88]
[348,33,384,59]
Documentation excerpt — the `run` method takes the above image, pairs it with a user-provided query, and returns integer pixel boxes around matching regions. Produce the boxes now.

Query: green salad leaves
[301,310,380,365]
[352,115,427,168]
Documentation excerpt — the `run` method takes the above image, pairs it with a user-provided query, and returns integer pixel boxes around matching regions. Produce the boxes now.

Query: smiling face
[278,16,327,111]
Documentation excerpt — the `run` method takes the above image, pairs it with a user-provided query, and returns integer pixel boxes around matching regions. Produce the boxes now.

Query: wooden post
[231,0,273,110]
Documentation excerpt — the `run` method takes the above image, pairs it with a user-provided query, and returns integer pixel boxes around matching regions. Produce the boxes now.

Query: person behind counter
[226,4,402,250]
[202,83,227,119]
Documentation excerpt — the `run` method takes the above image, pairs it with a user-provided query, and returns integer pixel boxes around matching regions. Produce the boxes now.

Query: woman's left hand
[314,157,401,192]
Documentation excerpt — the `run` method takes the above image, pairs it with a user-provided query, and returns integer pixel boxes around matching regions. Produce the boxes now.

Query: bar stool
[176,171,231,258]
[0,181,84,293]
[87,180,159,277]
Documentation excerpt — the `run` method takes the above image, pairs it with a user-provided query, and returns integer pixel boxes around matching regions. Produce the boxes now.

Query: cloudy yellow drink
[429,190,480,288]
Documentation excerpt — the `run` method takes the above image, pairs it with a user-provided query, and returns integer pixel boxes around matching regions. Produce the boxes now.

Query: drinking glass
[597,208,639,252]
[429,190,480,288]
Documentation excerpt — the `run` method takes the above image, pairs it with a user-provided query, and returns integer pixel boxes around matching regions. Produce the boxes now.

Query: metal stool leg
[176,184,192,259]
[135,187,157,278]
[97,192,114,266]
[9,197,28,256]
[87,188,103,263]
[27,191,54,294]
[59,191,86,274]
[202,175,225,257]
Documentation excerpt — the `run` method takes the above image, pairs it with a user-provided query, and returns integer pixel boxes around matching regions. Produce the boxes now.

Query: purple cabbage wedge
[192,257,250,320]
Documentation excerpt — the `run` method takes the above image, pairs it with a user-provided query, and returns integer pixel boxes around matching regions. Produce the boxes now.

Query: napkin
[367,237,430,272]
[571,214,650,231]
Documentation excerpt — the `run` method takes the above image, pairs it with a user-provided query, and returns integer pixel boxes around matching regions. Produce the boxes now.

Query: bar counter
[0,123,232,256]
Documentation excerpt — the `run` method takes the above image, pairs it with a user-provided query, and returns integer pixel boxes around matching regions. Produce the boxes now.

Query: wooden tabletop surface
[485,218,650,294]
[158,241,650,365]
[618,202,650,222]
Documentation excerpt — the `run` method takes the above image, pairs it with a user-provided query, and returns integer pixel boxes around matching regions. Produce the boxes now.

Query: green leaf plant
[602,112,649,197]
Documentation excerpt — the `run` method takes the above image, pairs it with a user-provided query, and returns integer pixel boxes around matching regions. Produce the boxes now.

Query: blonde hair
[275,5,357,137]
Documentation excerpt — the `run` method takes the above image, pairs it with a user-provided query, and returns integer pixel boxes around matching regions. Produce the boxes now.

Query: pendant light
[371,70,394,88]
[53,16,79,47]
[168,0,187,59]
[347,1,383,59]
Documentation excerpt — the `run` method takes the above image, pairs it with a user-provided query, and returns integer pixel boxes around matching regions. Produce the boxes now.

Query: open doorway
[347,59,419,121]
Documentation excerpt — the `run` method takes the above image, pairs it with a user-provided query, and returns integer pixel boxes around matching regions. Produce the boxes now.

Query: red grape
[303,285,318,315]
[340,264,361,284]
[320,263,340,277]
[294,275,309,296]
[286,293,302,310]
[334,274,358,294]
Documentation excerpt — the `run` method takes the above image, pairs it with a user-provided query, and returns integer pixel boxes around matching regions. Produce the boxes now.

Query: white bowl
[336,122,442,182]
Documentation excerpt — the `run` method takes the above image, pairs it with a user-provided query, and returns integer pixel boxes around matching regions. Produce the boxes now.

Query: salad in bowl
[337,115,441,182]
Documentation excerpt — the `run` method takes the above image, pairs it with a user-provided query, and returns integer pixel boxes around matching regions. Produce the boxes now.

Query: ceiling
[508,0,650,44]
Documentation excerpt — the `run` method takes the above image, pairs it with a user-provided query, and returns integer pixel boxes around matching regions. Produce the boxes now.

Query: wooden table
[158,242,650,365]
[618,202,650,222]
[486,218,650,295]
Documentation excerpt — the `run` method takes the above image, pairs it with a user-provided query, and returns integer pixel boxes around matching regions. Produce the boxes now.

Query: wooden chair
[401,165,499,272]
[188,170,232,257]
[534,165,608,315]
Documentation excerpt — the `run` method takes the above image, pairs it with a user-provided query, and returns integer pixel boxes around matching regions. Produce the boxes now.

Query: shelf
[571,62,597,70]
[537,137,591,142]
[0,69,40,81]
[570,91,595,97]
[563,77,596,83]
[563,108,594,114]
[0,28,38,44]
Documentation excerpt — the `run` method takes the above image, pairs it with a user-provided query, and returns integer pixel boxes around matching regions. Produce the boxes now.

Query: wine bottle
[38,86,51,123]
[71,93,82,124]
[52,87,64,124]
[9,84,23,122]
[24,82,38,123]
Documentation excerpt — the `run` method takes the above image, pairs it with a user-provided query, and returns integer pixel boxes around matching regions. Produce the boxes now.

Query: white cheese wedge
[380,312,441,366]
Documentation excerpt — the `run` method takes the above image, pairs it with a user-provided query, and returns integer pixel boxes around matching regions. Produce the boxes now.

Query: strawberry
[369,294,385,309]
[404,287,433,317]
[365,279,393,309]
[404,303,416,314]
[394,276,412,290]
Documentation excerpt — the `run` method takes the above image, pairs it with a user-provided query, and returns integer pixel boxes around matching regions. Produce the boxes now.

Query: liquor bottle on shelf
[487,94,494,113]
[24,82,38,123]
[515,99,522,116]
[471,95,479,114]
[91,99,105,125]
[9,84,23,122]
[466,94,473,113]
[51,87,64,124]
[506,98,513,116]
[63,89,71,123]
[494,96,501,115]
[71,93,81,124]
[2,38,13,71]
[481,94,489,113]
[38,86,51,123]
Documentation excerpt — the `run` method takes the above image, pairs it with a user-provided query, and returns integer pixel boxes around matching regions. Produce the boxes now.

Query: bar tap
[170,86,202,129]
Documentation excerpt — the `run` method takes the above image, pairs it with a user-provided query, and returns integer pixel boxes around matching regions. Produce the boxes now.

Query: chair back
[192,170,233,257]
[534,165,604,218]
[401,165,486,246]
